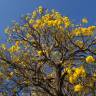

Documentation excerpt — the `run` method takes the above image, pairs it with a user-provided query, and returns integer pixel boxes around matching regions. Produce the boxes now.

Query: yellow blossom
[74,84,83,92]
[15,41,19,46]
[75,66,86,77]
[75,40,84,48]
[64,67,72,74]
[69,75,78,84]
[24,23,29,27]
[82,18,88,23]
[38,6,43,14]
[88,26,96,32]
[29,19,34,24]
[47,21,53,26]
[73,26,95,36]
[37,50,43,56]
[86,55,95,63]
[63,16,71,28]
[9,45,20,53]
[32,11,37,18]
[33,24,39,29]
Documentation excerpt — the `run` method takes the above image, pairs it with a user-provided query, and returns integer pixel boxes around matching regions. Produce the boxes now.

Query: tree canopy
[0,6,96,96]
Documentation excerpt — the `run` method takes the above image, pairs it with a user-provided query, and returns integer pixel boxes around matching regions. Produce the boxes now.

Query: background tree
[0,6,96,96]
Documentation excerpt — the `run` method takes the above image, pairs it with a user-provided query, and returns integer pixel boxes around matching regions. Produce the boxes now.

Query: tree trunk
[56,64,63,96]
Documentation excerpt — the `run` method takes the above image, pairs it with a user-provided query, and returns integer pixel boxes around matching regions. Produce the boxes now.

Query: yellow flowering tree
[0,6,96,96]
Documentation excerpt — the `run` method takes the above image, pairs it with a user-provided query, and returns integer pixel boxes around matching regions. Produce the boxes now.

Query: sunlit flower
[9,45,20,53]
[64,67,72,74]
[29,19,34,24]
[38,6,43,14]
[86,55,95,63]
[75,66,86,77]
[69,75,78,84]
[75,40,84,48]
[74,84,83,92]
[82,18,88,23]
[32,11,37,18]
[37,50,43,56]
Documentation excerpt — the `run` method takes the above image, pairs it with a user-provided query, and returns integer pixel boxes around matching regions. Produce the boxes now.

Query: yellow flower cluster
[37,50,43,56]
[38,6,43,14]
[82,18,88,24]
[86,55,95,63]
[69,75,77,84]
[8,41,20,53]
[63,16,71,28]
[37,50,48,56]
[15,41,20,46]
[32,11,37,18]
[64,67,72,74]
[29,19,34,24]
[74,84,83,92]
[73,26,96,36]
[31,6,43,19]
[9,45,20,53]
[69,66,86,84]
[75,40,84,48]
[32,11,71,30]
[75,66,86,77]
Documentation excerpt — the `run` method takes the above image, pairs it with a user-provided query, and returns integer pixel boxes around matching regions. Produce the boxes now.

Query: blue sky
[0,0,96,42]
